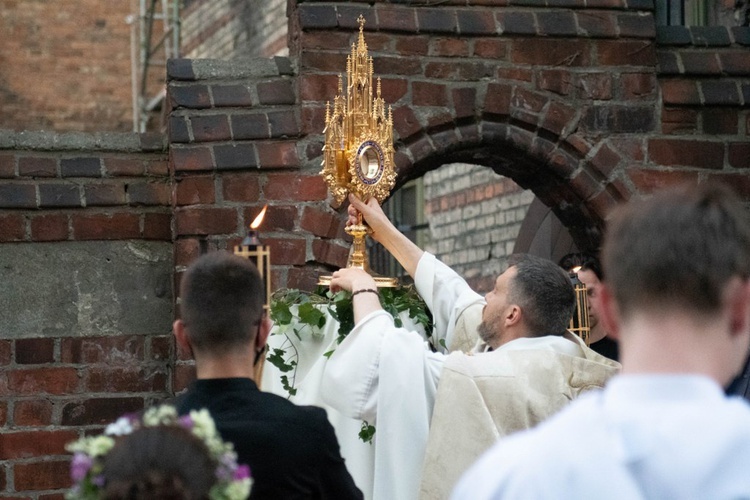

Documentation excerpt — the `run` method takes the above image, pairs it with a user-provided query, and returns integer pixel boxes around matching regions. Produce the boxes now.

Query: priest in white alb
[320,194,620,500]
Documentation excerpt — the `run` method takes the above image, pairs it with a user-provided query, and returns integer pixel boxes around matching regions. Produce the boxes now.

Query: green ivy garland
[268,285,433,443]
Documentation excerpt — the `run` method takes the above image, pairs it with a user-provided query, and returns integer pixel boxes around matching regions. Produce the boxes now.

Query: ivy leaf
[267,348,294,373]
[270,299,293,325]
[298,301,326,329]
[359,421,376,444]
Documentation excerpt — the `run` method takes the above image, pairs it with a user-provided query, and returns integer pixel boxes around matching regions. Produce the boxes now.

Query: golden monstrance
[318,15,398,287]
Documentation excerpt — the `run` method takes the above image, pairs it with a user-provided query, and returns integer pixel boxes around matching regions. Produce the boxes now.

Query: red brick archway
[168,0,750,290]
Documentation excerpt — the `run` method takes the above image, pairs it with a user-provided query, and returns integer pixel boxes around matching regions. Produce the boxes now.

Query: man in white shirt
[452,183,750,499]
[321,194,619,500]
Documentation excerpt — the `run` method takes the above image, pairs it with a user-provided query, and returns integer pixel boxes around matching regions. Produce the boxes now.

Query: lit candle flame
[250,204,268,230]
[571,265,582,273]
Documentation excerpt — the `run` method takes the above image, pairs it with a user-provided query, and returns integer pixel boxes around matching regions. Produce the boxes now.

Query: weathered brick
[222,173,260,203]
[408,135,436,162]
[175,238,201,267]
[18,156,56,177]
[264,173,327,201]
[86,366,168,393]
[656,26,691,46]
[680,51,721,75]
[143,212,172,241]
[0,183,36,208]
[7,367,79,395]
[300,51,349,72]
[174,363,196,393]
[596,40,656,66]
[60,157,102,177]
[297,3,338,29]
[497,10,536,35]
[430,37,470,57]
[621,72,657,99]
[39,183,80,208]
[660,80,701,105]
[661,108,698,134]
[0,154,15,178]
[30,214,69,241]
[372,55,423,76]
[214,144,258,170]
[104,157,146,176]
[538,69,574,96]
[576,11,617,38]
[570,169,603,200]
[14,399,54,427]
[285,266,323,293]
[300,206,342,239]
[299,74,339,102]
[496,66,533,82]
[301,30,353,51]
[412,81,448,107]
[13,460,71,491]
[172,145,215,172]
[616,12,656,38]
[648,138,724,169]
[656,50,680,74]
[720,51,750,76]
[84,182,127,206]
[312,239,349,267]
[588,143,622,178]
[247,204,297,232]
[301,105,327,136]
[170,84,211,109]
[211,84,254,107]
[231,113,270,140]
[61,397,144,426]
[61,336,144,364]
[176,176,216,205]
[0,429,76,459]
[0,213,25,242]
[542,101,578,136]
[512,88,548,114]
[128,181,171,206]
[258,80,296,105]
[703,108,738,135]
[511,39,590,66]
[149,335,172,362]
[417,8,457,34]
[147,159,169,177]
[376,5,417,32]
[175,207,238,236]
[452,87,477,119]
[701,81,740,106]
[615,106,656,133]
[190,114,231,142]
[266,237,307,266]
[169,115,191,143]
[484,82,512,117]
[257,141,300,169]
[16,338,55,364]
[628,168,701,192]
[728,142,750,169]
[268,110,300,137]
[537,11,577,36]
[473,38,509,58]
[690,26,731,47]
[72,213,141,240]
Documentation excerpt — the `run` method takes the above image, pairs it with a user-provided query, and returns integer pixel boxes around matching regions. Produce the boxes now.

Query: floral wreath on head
[65,405,252,500]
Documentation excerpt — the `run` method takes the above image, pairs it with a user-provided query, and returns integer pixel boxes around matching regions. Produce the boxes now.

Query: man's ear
[255,314,271,351]
[598,284,620,341]
[173,319,194,359]
[726,278,750,338]
[505,304,521,327]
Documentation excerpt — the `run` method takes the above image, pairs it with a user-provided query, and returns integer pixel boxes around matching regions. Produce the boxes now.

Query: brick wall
[182,0,289,59]
[424,165,533,293]
[0,1,135,132]
[0,131,172,498]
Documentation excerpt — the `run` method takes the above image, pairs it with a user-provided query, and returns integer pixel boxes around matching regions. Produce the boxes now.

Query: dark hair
[102,426,216,500]
[558,252,603,280]
[507,254,576,336]
[602,183,750,317]
[181,252,265,353]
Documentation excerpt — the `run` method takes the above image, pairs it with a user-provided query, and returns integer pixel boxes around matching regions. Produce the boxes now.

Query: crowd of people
[66,182,750,499]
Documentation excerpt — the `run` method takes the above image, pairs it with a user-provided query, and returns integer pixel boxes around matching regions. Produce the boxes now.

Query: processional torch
[568,267,590,345]
[318,15,399,288]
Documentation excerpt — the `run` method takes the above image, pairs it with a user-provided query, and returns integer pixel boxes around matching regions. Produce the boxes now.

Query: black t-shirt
[589,336,619,362]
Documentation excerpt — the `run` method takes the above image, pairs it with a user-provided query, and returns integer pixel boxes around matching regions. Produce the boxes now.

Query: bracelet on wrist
[352,288,378,297]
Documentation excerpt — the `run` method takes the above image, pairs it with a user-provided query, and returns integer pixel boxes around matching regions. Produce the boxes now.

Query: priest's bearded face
[477,266,517,344]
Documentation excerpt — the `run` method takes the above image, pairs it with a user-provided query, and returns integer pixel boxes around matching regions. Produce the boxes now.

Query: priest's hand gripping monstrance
[318,15,398,288]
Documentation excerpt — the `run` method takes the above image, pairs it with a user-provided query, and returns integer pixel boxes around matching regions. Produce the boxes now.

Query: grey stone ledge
[181,58,298,81]
[0,130,164,153]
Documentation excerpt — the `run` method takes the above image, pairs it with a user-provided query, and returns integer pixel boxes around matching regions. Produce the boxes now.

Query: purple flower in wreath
[70,453,93,482]
[234,464,251,481]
